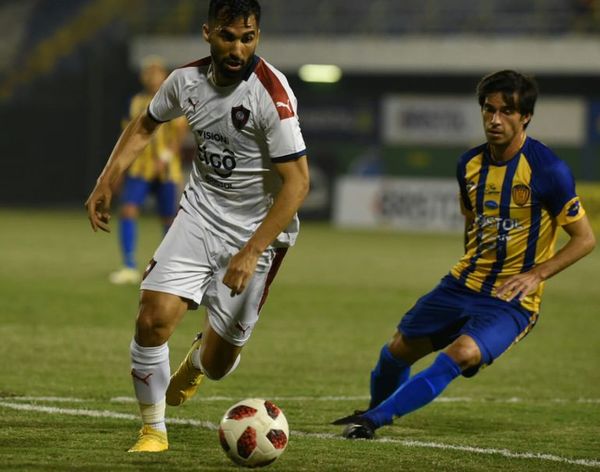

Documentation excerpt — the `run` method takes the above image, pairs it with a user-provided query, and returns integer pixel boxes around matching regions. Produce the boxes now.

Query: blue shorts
[399,274,538,377]
[120,176,178,217]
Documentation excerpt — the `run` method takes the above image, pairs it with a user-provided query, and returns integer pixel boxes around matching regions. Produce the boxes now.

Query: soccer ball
[218,398,289,468]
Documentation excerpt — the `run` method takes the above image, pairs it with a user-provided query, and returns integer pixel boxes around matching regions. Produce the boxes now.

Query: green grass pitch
[0,209,598,471]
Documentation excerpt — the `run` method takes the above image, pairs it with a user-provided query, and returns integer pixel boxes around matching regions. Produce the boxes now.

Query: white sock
[130,339,170,427]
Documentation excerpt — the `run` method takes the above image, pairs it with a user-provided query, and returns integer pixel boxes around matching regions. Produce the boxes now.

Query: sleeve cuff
[147,105,169,124]
[271,149,307,163]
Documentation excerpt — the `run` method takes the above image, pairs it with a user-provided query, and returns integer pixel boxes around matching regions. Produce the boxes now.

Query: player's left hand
[223,247,261,296]
[495,270,544,302]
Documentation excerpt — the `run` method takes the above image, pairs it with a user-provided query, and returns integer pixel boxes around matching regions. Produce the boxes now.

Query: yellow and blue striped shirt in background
[451,136,585,314]
[125,93,185,184]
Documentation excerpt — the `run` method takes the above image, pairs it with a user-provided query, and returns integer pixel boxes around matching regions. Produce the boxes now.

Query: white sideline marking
[0,396,86,403]
[110,395,373,403]
[108,395,600,404]
[4,394,600,404]
[1,400,599,468]
[0,401,217,430]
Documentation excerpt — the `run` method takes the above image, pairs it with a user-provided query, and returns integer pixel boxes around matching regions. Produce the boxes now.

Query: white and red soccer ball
[218,398,289,468]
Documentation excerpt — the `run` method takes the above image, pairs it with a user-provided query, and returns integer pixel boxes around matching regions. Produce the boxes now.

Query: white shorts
[141,208,287,346]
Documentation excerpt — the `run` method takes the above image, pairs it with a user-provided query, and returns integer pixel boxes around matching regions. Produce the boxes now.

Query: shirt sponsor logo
[197,129,229,144]
[197,144,237,178]
[475,214,523,232]
[205,174,233,189]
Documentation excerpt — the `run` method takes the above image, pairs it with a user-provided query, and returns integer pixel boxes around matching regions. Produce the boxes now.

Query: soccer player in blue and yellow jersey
[333,70,596,439]
[109,57,187,284]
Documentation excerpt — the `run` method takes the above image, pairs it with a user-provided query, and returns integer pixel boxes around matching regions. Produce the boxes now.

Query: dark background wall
[2,0,600,207]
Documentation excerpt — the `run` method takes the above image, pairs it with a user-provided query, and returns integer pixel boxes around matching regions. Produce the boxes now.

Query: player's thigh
[141,210,216,306]
[135,289,190,346]
[398,275,471,350]
[459,299,538,376]
[203,250,277,348]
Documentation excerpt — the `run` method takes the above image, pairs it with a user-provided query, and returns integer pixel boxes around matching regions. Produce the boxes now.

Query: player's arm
[462,210,475,253]
[456,160,474,253]
[85,111,162,232]
[222,156,310,295]
[496,215,596,302]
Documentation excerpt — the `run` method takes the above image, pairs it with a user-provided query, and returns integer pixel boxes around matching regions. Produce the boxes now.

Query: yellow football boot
[166,334,204,406]
[127,425,168,452]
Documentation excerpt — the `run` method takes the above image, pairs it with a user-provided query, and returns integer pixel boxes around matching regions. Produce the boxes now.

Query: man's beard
[214,53,253,80]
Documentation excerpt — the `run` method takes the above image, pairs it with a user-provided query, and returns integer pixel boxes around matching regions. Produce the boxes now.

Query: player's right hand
[223,246,261,296]
[85,183,113,233]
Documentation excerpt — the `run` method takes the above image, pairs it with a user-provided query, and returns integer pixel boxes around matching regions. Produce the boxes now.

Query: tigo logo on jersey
[231,105,251,130]
[511,184,530,206]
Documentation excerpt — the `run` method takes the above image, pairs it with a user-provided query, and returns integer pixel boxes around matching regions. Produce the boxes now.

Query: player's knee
[135,316,169,345]
[135,306,173,345]
[445,339,481,370]
[388,332,432,364]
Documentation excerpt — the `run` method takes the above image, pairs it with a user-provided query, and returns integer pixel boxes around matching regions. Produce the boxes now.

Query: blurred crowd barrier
[2,0,600,214]
[332,177,600,233]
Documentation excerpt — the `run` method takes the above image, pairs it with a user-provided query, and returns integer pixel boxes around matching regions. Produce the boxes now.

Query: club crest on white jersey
[231,105,251,130]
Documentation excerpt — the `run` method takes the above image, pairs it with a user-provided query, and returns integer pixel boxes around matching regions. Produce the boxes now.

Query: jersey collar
[242,55,260,81]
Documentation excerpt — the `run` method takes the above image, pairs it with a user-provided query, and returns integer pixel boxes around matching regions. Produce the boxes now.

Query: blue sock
[119,217,137,268]
[369,345,411,409]
[365,352,462,428]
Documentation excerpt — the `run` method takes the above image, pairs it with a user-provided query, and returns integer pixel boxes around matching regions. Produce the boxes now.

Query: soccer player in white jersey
[85,0,309,452]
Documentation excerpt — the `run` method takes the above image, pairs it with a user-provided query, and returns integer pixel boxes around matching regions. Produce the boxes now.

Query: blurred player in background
[85,0,309,453]
[334,70,596,439]
[109,56,187,285]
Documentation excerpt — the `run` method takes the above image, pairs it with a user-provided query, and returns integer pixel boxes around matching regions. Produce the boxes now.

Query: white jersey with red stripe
[148,55,307,248]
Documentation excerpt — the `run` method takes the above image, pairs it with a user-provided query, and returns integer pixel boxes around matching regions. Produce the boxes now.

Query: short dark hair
[208,0,261,26]
[476,70,538,118]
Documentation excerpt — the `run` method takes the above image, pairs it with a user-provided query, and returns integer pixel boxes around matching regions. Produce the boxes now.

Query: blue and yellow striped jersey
[450,136,585,314]
[126,93,185,184]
